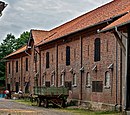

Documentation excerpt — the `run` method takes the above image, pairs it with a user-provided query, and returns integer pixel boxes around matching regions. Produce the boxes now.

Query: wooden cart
[33,86,69,108]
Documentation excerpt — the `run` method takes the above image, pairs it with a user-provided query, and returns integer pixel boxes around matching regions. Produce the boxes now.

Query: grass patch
[14,99,36,106]
[13,99,121,115]
[61,108,121,115]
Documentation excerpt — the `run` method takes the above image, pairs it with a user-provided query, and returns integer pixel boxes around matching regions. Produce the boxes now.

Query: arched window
[9,63,10,74]
[86,72,91,87]
[46,52,49,68]
[60,74,64,86]
[16,61,18,72]
[105,71,110,88]
[51,74,55,86]
[26,58,28,71]
[72,73,77,86]
[94,38,100,62]
[66,46,70,66]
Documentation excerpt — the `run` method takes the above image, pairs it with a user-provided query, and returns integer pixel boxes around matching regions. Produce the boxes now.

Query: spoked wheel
[43,99,48,108]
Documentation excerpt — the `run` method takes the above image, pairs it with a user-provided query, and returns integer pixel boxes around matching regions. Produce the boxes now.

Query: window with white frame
[72,73,77,86]
[104,71,110,88]
[51,74,55,86]
[86,72,91,88]
[60,74,64,86]
[42,75,45,86]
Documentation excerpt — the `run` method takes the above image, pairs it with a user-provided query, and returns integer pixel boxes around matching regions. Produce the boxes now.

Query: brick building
[5,0,130,111]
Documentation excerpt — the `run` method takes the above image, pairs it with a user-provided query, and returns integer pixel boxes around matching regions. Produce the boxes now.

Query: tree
[16,31,30,49]
[0,33,16,80]
[0,31,30,80]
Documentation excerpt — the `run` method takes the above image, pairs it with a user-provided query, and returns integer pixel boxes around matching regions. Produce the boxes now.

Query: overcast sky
[0,0,112,43]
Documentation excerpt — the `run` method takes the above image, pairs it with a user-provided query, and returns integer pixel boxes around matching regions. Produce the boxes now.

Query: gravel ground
[0,98,74,115]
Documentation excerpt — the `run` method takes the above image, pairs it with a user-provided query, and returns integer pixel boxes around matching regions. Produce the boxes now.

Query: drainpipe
[56,44,58,87]
[79,36,83,104]
[34,48,41,88]
[115,38,118,110]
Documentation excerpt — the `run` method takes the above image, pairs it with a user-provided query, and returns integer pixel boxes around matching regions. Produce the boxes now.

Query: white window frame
[104,71,110,89]
[42,75,45,86]
[60,74,64,86]
[72,73,77,87]
[51,74,55,86]
[86,72,91,88]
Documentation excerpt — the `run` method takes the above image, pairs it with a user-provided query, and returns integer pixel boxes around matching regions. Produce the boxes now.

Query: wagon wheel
[43,99,48,108]
[60,99,65,108]
[37,98,41,107]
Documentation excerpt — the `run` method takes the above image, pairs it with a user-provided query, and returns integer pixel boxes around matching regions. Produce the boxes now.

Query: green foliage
[0,31,30,80]
[16,31,30,49]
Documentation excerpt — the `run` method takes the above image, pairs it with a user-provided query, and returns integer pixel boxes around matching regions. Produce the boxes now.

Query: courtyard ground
[0,98,121,115]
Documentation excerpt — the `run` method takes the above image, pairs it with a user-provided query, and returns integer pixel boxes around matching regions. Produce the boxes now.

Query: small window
[104,71,110,88]
[9,63,10,74]
[72,73,77,86]
[74,49,76,60]
[60,74,65,86]
[46,52,49,68]
[86,73,91,88]
[92,81,103,92]
[106,40,108,52]
[66,46,70,66]
[26,58,28,71]
[16,61,18,73]
[94,38,100,62]
[88,45,89,56]
[51,74,55,86]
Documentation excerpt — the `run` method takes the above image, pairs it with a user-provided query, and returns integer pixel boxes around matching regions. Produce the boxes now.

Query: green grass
[13,99,121,115]
[61,108,121,115]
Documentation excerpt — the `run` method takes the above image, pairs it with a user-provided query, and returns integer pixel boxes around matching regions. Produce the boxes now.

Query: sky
[0,0,112,43]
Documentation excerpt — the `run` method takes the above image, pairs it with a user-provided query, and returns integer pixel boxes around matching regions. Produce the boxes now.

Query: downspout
[115,37,118,109]
[79,36,83,103]
[34,48,41,88]
[56,44,58,87]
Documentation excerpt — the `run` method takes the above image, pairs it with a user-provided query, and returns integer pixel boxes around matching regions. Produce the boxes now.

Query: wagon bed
[33,86,69,108]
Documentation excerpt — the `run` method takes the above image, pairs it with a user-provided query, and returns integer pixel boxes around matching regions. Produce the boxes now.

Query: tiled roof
[5,0,130,57]
[5,45,27,58]
[31,30,49,45]
[37,0,130,46]
[101,8,130,32]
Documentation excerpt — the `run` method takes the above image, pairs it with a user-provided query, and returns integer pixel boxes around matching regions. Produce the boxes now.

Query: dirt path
[0,98,74,115]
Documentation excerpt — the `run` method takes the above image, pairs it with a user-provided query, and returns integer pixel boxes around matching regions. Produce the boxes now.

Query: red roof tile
[37,0,130,46]
[31,30,49,45]
[5,45,27,58]
[102,12,130,32]
[101,6,130,32]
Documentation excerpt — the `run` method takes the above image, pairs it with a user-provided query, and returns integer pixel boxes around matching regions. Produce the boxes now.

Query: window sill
[104,86,110,89]
[51,84,55,87]
[72,85,77,87]
[86,85,91,88]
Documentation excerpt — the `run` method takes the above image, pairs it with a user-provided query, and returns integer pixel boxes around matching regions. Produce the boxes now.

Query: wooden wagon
[33,86,69,108]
